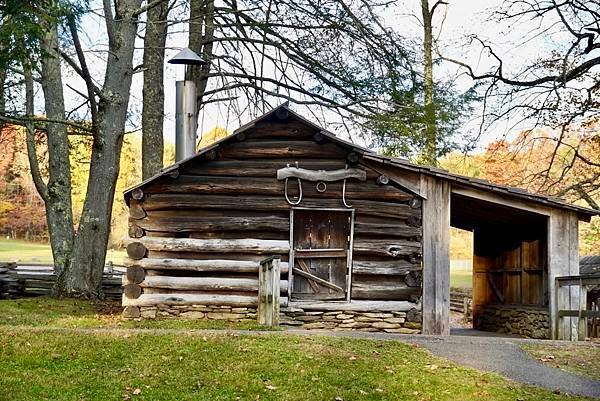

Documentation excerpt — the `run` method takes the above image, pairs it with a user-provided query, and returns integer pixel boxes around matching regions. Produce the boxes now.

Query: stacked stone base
[279,306,422,333]
[476,304,550,339]
[139,304,257,321]
[134,304,423,334]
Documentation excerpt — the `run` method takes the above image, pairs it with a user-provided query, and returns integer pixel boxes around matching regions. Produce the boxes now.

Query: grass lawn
[0,239,125,264]
[450,268,472,289]
[0,298,595,400]
[522,343,600,382]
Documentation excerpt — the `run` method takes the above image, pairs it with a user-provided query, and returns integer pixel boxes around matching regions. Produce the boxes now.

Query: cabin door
[290,209,353,301]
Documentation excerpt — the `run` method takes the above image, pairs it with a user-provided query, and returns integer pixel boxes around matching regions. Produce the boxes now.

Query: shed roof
[580,256,600,276]
[124,104,598,219]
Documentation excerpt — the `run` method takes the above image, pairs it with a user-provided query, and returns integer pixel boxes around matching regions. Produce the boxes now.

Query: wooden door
[291,209,352,300]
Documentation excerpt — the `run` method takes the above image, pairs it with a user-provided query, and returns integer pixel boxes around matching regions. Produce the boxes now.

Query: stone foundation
[279,306,422,333]
[476,304,550,339]
[139,304,258,321]
[133,304,423,334]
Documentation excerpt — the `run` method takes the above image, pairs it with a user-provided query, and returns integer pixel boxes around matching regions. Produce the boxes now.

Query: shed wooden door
[291,210,352,300]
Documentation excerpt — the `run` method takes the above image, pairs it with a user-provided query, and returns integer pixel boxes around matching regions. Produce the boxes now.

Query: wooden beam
[139,275,288,293]
[123,257,289,274]
[288,300,418,312]
[127,238,290,254]
[122,293,260,307]
[421,176,450,335]
[352,261,421,276]
[293,267,344,293]
[276,166,367,182]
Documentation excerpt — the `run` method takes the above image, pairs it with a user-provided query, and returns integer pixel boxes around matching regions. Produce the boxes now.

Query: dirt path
[5,326,599,398]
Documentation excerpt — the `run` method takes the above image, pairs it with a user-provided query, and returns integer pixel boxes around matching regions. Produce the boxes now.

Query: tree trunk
[68,0,142,297]
[39,26,75,292]
[142,0,168,180]
[421,0,437,166]
[0,64,5,136]
[187,0,214,123]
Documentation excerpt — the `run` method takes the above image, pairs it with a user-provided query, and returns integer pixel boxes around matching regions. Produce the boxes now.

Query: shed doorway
[289,209,354,301]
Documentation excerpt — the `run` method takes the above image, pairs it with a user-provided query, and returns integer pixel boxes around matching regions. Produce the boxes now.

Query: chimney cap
[168,48,206,66]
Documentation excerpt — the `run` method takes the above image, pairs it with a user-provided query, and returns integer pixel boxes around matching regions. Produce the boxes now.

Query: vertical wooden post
[548,210,579,340]
[258,256,281,326]
[421,176,451,335]
[578,278,587,341]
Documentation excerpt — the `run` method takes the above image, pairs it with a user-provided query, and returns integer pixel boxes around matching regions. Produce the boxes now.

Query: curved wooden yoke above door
[290,208,354,301]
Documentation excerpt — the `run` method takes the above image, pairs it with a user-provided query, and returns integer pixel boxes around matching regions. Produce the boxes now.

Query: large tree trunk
[39,26,75,292]
[68,0,142,297]
[421,0,437,166]
[141,0,168,180]
[187,0,214,121]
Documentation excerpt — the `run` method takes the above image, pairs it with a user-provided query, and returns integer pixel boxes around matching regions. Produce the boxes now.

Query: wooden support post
[548,210,580,340]
[578,278,587,341]
[421,176,450,335]
[258,256,281,327]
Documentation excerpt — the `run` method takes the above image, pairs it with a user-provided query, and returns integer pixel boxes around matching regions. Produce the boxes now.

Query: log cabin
[122,104,598,340]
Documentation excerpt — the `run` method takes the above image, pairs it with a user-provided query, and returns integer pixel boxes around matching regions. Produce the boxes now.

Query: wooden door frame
[289,207,355,302]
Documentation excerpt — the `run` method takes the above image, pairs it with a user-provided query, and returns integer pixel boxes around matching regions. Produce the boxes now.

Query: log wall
[123,119,423,319]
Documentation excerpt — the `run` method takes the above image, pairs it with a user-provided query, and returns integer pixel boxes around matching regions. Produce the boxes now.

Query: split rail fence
[0,262,124,299]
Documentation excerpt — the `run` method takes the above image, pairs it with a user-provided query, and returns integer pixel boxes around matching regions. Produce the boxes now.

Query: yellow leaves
[197,126,229,150]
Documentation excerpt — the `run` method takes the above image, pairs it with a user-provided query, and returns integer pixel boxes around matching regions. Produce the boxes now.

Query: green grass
[0,298,594,400]
[0,297,269,331]
[450,268,472,289]
[523,343,600,382]
[0,239,125,264]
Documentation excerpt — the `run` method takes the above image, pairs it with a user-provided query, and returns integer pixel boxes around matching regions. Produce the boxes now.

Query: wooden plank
[123,257,289,273]
[421,176,450,335]
[139,275,288,292]
[217,140,347,159]
[294,249,347,258]
[296,260,320,293]
[276,166,367,182]
[351,280,421,300]
[128,238,290,254]
[184,159,348,177]
[122,293,260,307]
[288,300,418,312]
[134,213,289,233]
[352,239,421,258]
[352,260,421,276]
[292,267,344,293]
[353,221,421,238]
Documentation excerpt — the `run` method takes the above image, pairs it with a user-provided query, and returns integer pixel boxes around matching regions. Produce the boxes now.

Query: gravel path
[5,326,599,398]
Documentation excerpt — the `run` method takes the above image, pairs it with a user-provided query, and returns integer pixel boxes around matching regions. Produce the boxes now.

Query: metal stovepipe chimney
[168,48,207,162]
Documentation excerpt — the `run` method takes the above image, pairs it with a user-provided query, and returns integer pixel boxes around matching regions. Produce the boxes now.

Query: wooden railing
[555,274,600,340]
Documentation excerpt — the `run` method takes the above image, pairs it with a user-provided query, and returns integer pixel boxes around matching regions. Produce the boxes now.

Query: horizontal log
[183,159,351,177]
[122,293,260,307]
[138,275,288,292]
[124,257,289,273]
[351,278,421,300]
[276,166,366,182]
[351,261,421,275]
[353,222,422,238]
[146,175,412,202]
[248,121,317,139]
[287,300,418,312]
[353,239,421,258]
[218,140,347,159]
[141,194,418,220]
[128,238,290,254]
[134,213,288,233]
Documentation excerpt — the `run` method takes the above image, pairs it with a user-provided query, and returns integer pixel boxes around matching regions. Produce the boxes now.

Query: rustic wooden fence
[0,262,124,299]
[450,288,472,318]
[554,274,600,340]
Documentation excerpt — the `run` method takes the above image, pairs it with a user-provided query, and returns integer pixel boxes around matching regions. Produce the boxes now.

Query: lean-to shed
[122,104,598,340]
